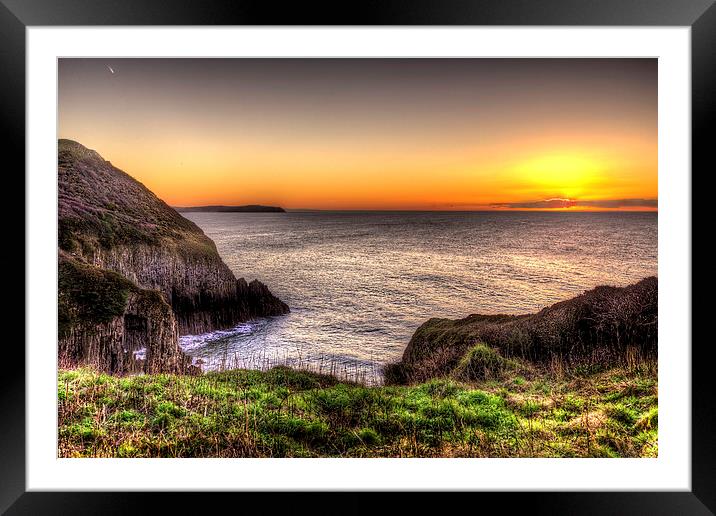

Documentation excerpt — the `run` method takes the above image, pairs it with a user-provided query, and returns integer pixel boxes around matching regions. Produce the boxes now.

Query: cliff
[58,139,289,373]
[58,252,187,374]
[385,277,657,384]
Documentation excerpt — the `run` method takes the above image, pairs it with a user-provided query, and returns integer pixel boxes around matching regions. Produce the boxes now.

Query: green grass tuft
[452,343,517,381]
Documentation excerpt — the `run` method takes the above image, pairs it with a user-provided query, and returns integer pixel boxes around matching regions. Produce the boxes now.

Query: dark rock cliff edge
[58,139,289,374]
[385,277,657,384]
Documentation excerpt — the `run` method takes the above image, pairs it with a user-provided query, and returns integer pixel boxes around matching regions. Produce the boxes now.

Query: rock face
[385,277,657,384]
[58,252,187,374]
[83,243,288,335]
[58,139,289,373]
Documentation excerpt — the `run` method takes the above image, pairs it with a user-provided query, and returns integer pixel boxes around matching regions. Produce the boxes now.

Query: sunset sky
[58,58,657,211]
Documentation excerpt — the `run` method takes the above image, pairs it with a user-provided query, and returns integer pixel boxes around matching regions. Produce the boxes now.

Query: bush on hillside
[452,343,516,382]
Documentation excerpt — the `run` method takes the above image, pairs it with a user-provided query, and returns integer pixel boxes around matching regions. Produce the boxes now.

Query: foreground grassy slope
[59,363,657,458]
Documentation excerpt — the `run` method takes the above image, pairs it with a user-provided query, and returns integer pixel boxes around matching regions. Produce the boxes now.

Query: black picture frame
[1,0,713,514]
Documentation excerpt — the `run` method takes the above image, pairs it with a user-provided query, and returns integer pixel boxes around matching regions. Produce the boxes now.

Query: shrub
[382,362,408,385]
[357,427,380,446]
[452,343,515,382]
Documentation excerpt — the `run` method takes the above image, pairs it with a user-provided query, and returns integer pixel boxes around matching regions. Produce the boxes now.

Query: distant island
[174,205,286,213]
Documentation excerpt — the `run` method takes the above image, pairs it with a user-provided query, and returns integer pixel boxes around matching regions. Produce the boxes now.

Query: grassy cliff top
[58,253,136,337]
[58,139,217,257]
[58,253,173,339]
[388,277,658,384]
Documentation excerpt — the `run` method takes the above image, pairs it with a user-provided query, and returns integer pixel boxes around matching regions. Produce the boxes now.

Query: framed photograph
[2,0,713,513]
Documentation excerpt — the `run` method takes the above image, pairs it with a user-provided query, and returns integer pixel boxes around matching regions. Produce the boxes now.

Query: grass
[58,361,657,458]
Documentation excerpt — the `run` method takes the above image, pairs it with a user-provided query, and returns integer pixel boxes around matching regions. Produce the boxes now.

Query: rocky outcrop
[79,243,288,335]
[58,253,189,373]
[385,277,657,384]
[58,139,289,374]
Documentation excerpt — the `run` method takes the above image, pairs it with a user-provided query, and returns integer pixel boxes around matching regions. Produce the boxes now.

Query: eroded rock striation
[385,277,657,384]
[58,139,289,373]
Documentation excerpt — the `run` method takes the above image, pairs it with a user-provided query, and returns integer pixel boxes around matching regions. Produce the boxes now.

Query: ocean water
[179,211,657,383]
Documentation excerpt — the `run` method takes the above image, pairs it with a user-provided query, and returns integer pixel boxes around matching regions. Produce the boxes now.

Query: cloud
[490,198,658,210]
[491,198,576,209]
[577,198,658,209]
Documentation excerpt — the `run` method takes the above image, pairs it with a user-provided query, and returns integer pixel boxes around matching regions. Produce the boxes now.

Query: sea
[179,211,657,384]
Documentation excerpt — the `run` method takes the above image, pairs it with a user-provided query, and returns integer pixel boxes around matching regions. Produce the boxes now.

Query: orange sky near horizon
[59,59,657,211]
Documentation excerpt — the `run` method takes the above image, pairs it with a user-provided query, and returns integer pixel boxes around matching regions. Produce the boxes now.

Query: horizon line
[176,207,658,213]
[289,209,658,213]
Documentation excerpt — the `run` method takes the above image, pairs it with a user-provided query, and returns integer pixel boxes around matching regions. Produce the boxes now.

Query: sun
[513,153,604,199]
